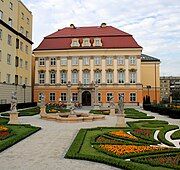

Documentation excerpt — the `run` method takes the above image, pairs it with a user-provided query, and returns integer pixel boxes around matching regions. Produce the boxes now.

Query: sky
[22,0,180,76]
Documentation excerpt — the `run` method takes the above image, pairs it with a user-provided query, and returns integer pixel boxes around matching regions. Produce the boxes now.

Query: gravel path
[0,112,120,170]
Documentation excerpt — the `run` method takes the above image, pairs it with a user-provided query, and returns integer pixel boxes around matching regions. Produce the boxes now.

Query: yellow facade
[0,0,33,104]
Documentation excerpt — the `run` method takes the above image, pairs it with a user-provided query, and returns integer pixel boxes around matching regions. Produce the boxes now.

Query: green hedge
[171,129,180,140]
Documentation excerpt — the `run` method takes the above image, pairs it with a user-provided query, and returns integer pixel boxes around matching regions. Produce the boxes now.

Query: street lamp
[22,84,26,103]
[146,85,151,96]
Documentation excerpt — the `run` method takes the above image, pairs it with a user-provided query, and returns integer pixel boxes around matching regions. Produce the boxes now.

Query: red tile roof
[34,26,142,51]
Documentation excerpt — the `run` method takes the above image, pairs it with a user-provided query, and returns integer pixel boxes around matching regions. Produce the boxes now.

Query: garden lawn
[171,130,180,140]
[125,108,155,119]
[1,107,40,117]
[65,126,178,170]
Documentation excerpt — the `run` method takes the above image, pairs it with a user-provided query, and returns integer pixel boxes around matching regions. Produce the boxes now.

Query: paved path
[0,112,120,170]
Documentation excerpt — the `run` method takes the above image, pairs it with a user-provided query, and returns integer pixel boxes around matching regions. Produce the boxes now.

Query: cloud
[22,0,180,76]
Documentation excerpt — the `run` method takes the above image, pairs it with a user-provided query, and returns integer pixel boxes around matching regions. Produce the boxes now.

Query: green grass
[65,127,175,170]
[171,130,180,140]
[125,108,155,119]
[0,117,9,124]
[1,107,40,117]
[89,110,110,115]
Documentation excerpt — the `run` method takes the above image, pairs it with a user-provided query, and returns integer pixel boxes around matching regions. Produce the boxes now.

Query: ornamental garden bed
[65,120,180,170]
[0,117,41,152]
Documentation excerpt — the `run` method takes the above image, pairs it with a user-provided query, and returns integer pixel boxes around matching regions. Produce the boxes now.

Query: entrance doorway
[82,91,91,106]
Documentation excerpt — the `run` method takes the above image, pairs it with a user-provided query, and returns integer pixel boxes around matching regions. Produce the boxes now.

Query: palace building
[33,23,160,106]
[0,0,33,104]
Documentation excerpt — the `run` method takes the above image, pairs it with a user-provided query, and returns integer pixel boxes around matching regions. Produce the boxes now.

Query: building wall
[0,0,33,104]
[141,62,160,103]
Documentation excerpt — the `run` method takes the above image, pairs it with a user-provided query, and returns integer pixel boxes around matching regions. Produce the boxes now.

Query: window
[7,54,11,65]
[7,74,11,84]
[106,70,113,84]
[129,56,136,65]
[0,29,2,39]
[61,93,66,101]
[0,10,3,20]
[50,71,56,84]
[94,56,101,65]
[7,34,12,45]
[130,93,136,102]
[9,2,13,10]
[39,71,45,84]
[107,93,113,102]
[20,58,23,67]
[25,45,28,54]
[94,70,101,84]
[117,56,124,65]
[20,76,22,85]
[61,71,67,84]
[16,38,19,49]
[83,70,90,84]
[25,78,28,85]
[27,18,29,24]
[72,57,78,65]
[15,56,19,67]
[8,18,12,27]
[26,31,29,38]
[50,93,55,101]
[21,12,24,20]
[106,56,113,65]
[25,61,28,69]
[93,38,102,46]
[20,42,23,51]
[72,70,78,84]
[83,57,89,65]
[82,38,90,47]
[20,26,24,34]
[50,57,56,66]
[39,58,45,66]
[129,71,136,83]
[118,93,124,101]
[72,93,78,102]
[61,57,67,65]
[38,93,44,101]
[71,38,80,47]
[98,93,101,102]
[118,71,125,84]
[0,50,2,61]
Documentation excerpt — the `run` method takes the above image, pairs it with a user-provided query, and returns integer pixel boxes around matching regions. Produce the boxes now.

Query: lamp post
[22,84,26,103]
[146,85,151,96]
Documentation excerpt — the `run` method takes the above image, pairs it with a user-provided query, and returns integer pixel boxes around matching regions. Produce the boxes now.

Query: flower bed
[109,130,137,141]
[0,125,12,140]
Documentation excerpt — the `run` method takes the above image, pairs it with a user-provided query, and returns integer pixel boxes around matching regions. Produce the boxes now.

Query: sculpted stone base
[8,112,19,124]
[110,108,115,116]
[116,113,126,127]
[40,106,47,116]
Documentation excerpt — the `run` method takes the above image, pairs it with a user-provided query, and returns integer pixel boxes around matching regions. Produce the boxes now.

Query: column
[35,59,39,84]
[79,57,82,83]
[125,56,129,83]
[56,57,60,84]
[136,56,141,83]
[114,56,118,83]
[101,56,106,83]
[45,57,50,84]
[90,56,94,83]
[67,56,71,82]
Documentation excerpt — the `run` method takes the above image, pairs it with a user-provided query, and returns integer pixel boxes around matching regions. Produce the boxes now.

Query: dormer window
[82,38,91,47]
[93,38,102,46]
[71,38,80,47]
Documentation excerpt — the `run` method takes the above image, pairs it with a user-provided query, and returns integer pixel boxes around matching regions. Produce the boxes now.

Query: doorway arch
[82,91,91,106]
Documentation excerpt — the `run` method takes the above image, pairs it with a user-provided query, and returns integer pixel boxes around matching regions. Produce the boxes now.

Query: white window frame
[129,56,136,65]
[72,93,78,102]
[83,57,89,65]
[107,93,113,102]
[97,93,101,102]
[61,57,67,65]
[71,38,80,47]
[7,34,12,45]
[118,71,125,84]
[94,71,101,84]
[50,57,56,66]
[117,56,124,65]
[61,93,67,101]
[50,71,56,84]
[106,70,113,84]
[130,93,136,102]
[7,54,11,65]
[72,57,78,65]
[94,56,101,65]
[39,72,45,84]
[106,56,113,65]
[82,38,91,47]
[61,71,67,84]
[50,93,55,102]
[130,71,136,84]
[83,70,90,84]
[39,58,45,66]
[72,70,78,84]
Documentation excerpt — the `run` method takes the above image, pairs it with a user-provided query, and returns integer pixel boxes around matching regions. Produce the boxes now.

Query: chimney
[70,24,76,29]
[101,23,107,27]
